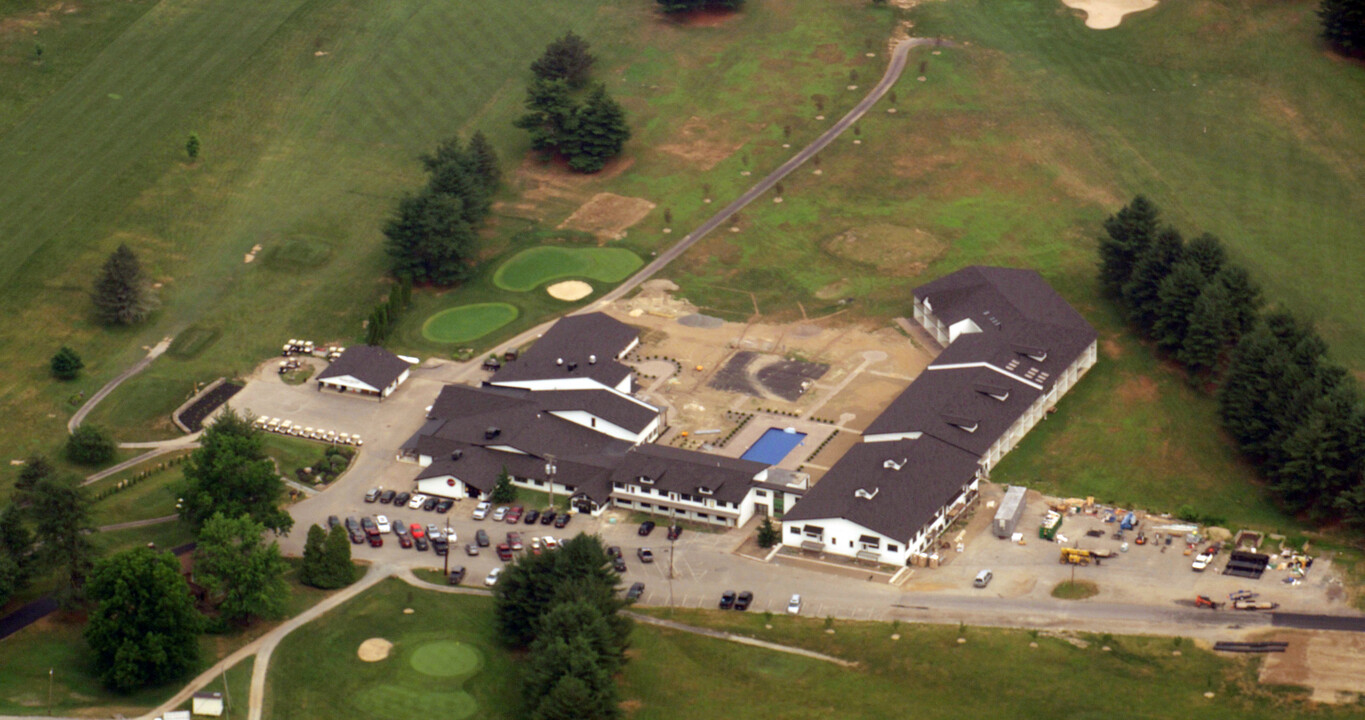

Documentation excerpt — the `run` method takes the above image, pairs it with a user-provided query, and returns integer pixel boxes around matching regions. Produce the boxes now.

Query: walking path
[623,611,858,667]
[97,515,178,532]
[80,439,199,486]
[67,337,172,433]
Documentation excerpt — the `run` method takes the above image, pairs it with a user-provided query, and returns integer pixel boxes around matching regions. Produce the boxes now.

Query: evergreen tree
[423,143,491,225]
[756,516,779,548]
[66,424,116,465]
[514,77,576,159]
[531,31,596,89]
[532,600,624,672]
[50,346,84,381]
[0,503,36,607]
[1097,195,1160,297]
[14,454,55,497]
[529,675,599,720]
[178,407,293,534]
[466,131,501,192]
[1177,280,1233,376]
[1319,0,1365,57]
[91,244,156,325]
[85,548,201,692]
[194,513,289,624]
[1216,265,1263,339]
[1219,321,1282,452]
[491,467,517,504]
[524,634,619,720]
[382,189,477,286]
[1121,227,1185,335]
[186,133,201,161]
[30,476,98,602]
[1183,232,1226,279]
[564,84,631,173]
[1152,260,1208,354]
[299,524,328,588]
[321,524,357,587]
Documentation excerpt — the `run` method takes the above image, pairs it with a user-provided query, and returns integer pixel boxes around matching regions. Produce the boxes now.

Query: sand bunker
[358,638,393,662]
[547,281,593,301]
[1061,0,1157,28]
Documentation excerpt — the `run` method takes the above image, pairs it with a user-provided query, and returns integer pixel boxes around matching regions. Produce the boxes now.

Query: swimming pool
[740,427,808,465]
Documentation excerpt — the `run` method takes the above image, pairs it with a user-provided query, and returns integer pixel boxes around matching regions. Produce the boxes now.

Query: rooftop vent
[855,487,880,500]
[556,357,564,366]
[450,450,463,461]
[882,458,907,471]
[484,427,501,440]
[589,354,597,364]
[566,362,578,372]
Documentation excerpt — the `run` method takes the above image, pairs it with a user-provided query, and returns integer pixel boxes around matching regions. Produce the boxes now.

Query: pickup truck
[1191,550,1215,571]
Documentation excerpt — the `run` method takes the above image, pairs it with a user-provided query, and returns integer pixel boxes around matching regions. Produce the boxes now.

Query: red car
[410,523,426,539]
[367,534,383,547]
[496,543,514,562]
[505,505,524,524]
[507,531,523,551]
[398,534,413,549]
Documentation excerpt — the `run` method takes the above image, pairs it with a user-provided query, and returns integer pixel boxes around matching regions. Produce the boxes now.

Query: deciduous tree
[178,407,293,534]
[85,548,201,692]
[194,513,289,624]
[66,424,116,465]
[0,503,36,607]
[91,244,156,325]
[50,346,84,381]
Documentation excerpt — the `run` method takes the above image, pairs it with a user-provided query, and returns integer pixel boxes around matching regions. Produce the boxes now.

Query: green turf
[88,453,189,527]
[420,303,519,344]
[167,325,223,361]
[491,246,643,292]
[264,579,517,720]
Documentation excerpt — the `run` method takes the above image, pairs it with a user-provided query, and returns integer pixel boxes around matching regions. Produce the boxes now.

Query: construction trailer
[993,485,1027,538]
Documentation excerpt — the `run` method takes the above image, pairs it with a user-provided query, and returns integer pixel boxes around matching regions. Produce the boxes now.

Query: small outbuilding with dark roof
[315,345,413,400]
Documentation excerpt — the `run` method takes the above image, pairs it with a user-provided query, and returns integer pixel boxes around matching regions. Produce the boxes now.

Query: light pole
[545,456,557,511]
[47,668,53,716]
[443,516,451,577]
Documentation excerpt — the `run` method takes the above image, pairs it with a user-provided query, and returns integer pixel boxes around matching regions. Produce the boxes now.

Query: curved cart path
[67,337,171,433]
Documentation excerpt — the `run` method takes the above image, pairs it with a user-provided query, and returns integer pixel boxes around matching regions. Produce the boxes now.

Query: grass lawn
[1052,579,1100,600]
[260,435,331,481]
[174,655,252,720]
[625,609,1353,720]
[491,246,643,292]
[264,578,518,720]
[420,302,520,344]
[88,453,190,526]
[512,487,571,512]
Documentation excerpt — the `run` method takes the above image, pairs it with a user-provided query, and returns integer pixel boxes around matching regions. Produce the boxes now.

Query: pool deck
[740,428,810,465]
[710,415,844,472]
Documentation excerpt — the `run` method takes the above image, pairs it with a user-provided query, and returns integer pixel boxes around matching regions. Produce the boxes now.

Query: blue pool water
[740,428,808,465]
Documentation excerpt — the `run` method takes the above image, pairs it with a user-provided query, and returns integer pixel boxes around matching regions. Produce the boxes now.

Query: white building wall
[491,377,614,393]
[317,375,379,394]
[780,517,914,567]
[417,475,473,500]
[548,410,654,444]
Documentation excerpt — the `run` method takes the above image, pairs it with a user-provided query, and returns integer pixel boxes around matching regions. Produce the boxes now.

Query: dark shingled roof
[427,384,658,435]
[417,442,619,497]
[490,313,637,389]
[609,444,769,505]
[781,437,980,541]
[316,345,410,390]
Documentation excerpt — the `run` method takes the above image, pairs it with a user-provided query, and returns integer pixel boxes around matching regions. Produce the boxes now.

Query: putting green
[492,246,642,292]
[421,303,518,344]
[410,640,482,677]
[353,685,478,719]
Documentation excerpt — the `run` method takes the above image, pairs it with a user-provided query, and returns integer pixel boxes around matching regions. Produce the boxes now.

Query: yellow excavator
[1059,547,1115,565]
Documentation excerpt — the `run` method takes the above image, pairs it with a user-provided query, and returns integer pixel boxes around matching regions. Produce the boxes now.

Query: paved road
[67,337,171,433]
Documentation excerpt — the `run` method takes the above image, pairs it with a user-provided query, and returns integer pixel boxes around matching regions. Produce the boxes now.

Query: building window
[789,526,800,535]
[641,502,652,509]
[755,490,768,497]
[639,475,655,485]
[612,481,625,490]
[888,544,899,553]
[698,513,708,519]
[532,479,544,487]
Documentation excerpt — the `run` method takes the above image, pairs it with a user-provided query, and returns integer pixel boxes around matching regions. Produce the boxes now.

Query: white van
[973,569,993,588]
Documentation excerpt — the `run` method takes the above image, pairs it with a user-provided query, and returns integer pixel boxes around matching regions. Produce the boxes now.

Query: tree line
[1319,0,1364,57]
[515,32,630,174]
[657,0,745,13]
[494,533,632,720]
[1098,195,1365,525]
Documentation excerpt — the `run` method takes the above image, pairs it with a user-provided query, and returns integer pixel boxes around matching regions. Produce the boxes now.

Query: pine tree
[514,77,576,159]
[0,503,36,607]
[1097,195,1161,297]
[530,31,596,89]
[91,244,157,325]
[1178,280,1233,376]
[466,131,501,192]
[1219,321,1281,451]
[30,476,98,603]
[491,467,516,504]
[1152,260,1207,354]
[1215,265,1263,339]
[50,346,84,381]
[1319,0,1365,57]
[382,190,477,286]
[299,524,328,588]
[14,455,54,497]
[529,675,599,720]
[757,516,779,548]
[1121,227,1184,335]
[1183,233,1226,279]
[321,524,357,588]
[565,84,631,173]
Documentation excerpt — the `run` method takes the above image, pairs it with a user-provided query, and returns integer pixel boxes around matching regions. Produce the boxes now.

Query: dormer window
[1012,342,1048,362]
[638,475,654,485]
[697,486,713,496]
[974,382,1010,402]
[943,414,979,433]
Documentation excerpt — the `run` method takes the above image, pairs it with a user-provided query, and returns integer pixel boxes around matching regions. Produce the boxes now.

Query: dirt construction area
[608,282,933,478]
[908,483,1350,616]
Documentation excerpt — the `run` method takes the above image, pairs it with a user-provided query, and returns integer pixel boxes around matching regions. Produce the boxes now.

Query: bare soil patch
[508,154,637,223]
[1115,374,1158,404]
[559,193,656,241]
[0,2,78,38]
[822,225,947,276]
[667,7,739,27]
[657,116,746,171]
[1259,631,1365,703]
[358,637,393,662]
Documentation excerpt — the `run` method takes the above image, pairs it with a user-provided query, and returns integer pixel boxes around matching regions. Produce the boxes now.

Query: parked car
[375,515,391,533]
[637,548,655,563]
[485,568,503,586]
[496,543,514,562]
[475,529,490,547]
[473,502,492,520]
[364,488,381,503]
[367,534,383,548]
[432,539,448,556]
[379,489,396,504]
[436,499,454,514]
[422,497,440,512]
[638,520,656,536]
[349,531,365,544]
[427,523,441,539]
[1191,551,1215,572]
[409,523,426,539]
[786,594,802,615]
[345,516,360,533]
[735,591,753,611]
[523,509,540,525]
[448,567,466,585]
[529,538,543,555]
[626,582,645,601]
[327,515,340,530]
[492,506,509,522]
[393,491,411,507]
[667,525,683,541]
[543,536,559,550]
[607,546,623,559]
[361,518,378,536]
[394,522,409,537]
[612,555,627,573]
[506,505,524,523]
[408,494,428,510]
[465,543,479,556]
[719,590,736,609]
[507,531,523,551]
[539,509,557,525]
[398,534,413,549]
[414,536,429,551]
[973,569,993,588]
[554,513,571,529]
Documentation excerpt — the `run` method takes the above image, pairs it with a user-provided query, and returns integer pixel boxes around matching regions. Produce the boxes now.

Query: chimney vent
[484,427,501,440]
[556,357,564,366]
[450,450,463,461]
[589,354,597,364]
